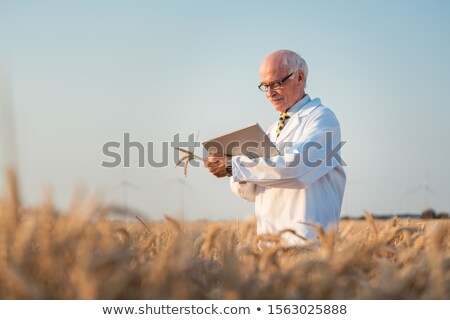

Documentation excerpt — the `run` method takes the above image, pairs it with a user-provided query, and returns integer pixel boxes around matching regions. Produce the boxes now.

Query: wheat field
[0,171,449,299]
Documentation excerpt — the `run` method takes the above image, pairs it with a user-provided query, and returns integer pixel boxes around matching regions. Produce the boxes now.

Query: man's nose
[266,86,276,98]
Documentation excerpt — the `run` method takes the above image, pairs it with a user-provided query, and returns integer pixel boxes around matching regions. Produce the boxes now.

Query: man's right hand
[204,156,228,178]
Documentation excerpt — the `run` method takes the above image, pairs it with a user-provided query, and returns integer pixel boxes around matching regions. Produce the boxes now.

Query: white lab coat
[229,97,346,245]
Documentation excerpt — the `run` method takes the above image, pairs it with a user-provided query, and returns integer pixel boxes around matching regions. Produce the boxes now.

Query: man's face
[259,56,304,113]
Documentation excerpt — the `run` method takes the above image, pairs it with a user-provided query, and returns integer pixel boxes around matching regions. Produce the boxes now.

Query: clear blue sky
[1,0,449,220]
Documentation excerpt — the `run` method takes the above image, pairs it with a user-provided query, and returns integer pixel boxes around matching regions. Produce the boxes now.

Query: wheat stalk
[174,147,204,177]
[136,215,152,233]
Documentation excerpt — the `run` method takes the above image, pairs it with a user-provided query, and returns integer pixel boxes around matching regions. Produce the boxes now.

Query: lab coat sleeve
[231,108,342,189]
[229,176,257,202]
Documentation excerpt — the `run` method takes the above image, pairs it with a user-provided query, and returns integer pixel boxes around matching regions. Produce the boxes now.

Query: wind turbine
[400,175,435,212]
[111,168,140,221]
[165,177,193,223]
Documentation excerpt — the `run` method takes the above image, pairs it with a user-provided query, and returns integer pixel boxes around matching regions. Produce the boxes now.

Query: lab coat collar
[286,94,311,117]
[275,97,322,142]
[296,96,321,118]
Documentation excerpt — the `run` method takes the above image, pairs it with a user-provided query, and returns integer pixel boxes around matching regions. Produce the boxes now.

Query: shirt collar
[285,94,311,117]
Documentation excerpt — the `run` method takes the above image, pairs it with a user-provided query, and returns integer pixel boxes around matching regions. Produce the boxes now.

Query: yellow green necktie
[276,112,290,138]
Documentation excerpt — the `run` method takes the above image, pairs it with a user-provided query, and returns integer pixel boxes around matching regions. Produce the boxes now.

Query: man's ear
[297,71,303,82]
[297,71,305,88]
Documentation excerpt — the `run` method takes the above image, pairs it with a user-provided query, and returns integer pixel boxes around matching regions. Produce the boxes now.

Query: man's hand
[204,155,229,178]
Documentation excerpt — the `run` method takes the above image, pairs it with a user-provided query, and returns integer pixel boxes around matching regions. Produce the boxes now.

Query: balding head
[259,50,308,112]
[260,50,308,87]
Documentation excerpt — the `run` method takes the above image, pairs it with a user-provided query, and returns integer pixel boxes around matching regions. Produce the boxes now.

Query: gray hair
[281,51,308,87]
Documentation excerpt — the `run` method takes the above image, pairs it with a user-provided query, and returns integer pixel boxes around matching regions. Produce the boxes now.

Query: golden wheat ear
[174,147,205,177]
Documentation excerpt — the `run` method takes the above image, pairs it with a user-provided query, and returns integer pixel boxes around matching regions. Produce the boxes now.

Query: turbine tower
[112,168,139,221]
[166,177,193,223]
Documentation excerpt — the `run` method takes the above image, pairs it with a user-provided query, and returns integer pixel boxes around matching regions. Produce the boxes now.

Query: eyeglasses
[258,72,295,92]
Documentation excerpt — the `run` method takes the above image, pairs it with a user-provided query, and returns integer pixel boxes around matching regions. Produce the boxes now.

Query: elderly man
[205,50,346,245]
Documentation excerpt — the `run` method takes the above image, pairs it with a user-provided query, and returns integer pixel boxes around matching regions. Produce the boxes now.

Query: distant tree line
[341,209,449,220]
